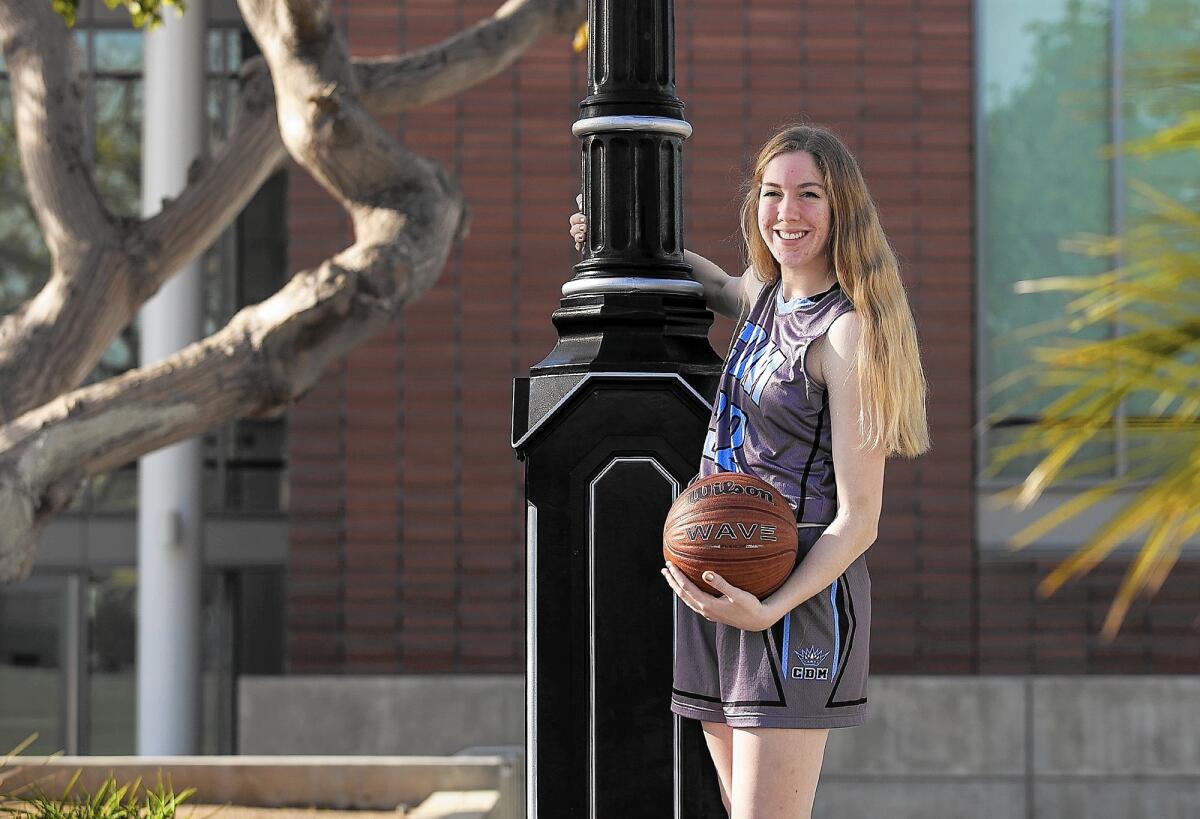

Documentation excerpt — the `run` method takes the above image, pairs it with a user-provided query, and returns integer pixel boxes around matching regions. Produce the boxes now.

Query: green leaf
[52,0,187,29]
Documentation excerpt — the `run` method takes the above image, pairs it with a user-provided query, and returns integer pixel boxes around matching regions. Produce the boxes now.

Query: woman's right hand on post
[570,193,586,251]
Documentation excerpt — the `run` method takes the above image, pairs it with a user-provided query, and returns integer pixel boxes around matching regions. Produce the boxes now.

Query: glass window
[88,570,135,754]
[0,567,258,756]
[87,569,233,754]
[978,0,1200,482]
[0,576,64,755]
[92,76,142,221]
[94,30,143,72]
[979,0,1114,481]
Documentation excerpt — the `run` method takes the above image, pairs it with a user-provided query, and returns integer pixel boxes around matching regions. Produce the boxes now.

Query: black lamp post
[512,0,727,816]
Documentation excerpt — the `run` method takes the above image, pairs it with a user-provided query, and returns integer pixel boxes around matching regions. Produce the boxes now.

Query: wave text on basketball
[683,522,778,548]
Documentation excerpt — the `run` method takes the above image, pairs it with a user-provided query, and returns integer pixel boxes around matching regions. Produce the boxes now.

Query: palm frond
[991,162,1200,638]
[1115,111,1200,157]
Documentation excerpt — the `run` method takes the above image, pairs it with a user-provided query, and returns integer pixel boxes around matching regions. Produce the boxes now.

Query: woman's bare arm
[684,250,751,320]
[761,311,884,616]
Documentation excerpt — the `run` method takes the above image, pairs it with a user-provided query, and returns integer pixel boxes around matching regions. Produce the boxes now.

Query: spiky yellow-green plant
[0,734,198,819]
[986,107,1200,641]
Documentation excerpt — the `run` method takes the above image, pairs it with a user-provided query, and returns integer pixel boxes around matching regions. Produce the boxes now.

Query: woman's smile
[773,227,811,243]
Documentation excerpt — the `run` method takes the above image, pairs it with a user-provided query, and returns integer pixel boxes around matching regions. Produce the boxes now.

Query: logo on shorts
[791,645,830,680]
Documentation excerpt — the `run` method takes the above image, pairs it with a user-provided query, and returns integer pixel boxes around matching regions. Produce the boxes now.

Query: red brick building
[285,0,1199,679]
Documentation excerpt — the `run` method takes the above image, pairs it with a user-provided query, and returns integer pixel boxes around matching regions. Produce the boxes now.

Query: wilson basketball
[662,472,799,599]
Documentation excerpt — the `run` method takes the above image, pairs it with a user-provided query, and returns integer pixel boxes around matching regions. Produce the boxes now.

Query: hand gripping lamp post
[512,0,726,815]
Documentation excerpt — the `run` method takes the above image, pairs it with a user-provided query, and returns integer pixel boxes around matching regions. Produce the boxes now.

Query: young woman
[570,124,930,818]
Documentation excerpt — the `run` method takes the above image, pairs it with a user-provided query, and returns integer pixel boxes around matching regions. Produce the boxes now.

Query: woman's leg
[729,727,829,819]
[701,720,735,816]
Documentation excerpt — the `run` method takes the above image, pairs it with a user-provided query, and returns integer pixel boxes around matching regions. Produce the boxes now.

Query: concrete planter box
[0,755,521,819]
[240,674,1200,818]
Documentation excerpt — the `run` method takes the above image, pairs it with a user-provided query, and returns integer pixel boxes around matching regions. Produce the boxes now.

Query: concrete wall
[240,675,524,756]
[240,675,1200,818]
[820,676,1200,819]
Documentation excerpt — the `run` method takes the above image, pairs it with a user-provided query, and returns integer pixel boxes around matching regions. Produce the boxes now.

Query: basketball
[662,472,799,599]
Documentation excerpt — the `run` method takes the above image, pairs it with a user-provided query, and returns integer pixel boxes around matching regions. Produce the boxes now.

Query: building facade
[287,0,1200,679]
[2,0,1198,764]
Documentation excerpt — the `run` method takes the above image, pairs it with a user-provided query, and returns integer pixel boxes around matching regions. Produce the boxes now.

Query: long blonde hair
[738,124,931,458]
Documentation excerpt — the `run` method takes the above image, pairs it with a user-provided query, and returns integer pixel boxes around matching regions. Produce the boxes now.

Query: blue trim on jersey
[776,288,816,315]
[782,612,791,677]
[830,579,840,677]
[776,280,842,315]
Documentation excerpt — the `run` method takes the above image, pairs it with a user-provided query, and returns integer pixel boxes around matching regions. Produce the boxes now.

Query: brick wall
[979,558,1200,674]
[284,0,1198,674]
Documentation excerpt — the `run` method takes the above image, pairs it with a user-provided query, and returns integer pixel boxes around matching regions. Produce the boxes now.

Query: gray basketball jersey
[672,277,870,729]
[698,277,855,524]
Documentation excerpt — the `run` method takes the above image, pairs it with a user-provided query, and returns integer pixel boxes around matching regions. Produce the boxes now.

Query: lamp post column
[513,0,727,815]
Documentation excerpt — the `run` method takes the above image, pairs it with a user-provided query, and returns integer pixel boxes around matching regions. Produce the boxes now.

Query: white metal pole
[137,0,207,756]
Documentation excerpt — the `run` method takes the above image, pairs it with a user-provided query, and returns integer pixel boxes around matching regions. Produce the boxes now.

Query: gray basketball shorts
[670,524,871,729]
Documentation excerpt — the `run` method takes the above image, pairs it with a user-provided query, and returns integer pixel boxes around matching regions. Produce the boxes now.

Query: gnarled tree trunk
[0,0,585,582]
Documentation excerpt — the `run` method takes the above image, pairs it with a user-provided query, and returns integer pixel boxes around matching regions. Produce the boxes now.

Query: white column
[137,1,207,756]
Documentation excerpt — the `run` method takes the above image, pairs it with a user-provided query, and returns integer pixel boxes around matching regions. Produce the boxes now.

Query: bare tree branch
[357,0,586,115]
[0,56,287,428]
[0,246,139,425]
[0,251,403,581]
[236,0,463,286]
[144,0,585,295]
[0,0,589,577]
[0,0,493,579]
[0,0,584,429]
[0,0,131,425]
[139,0,586,296]
[0,0,112,259]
